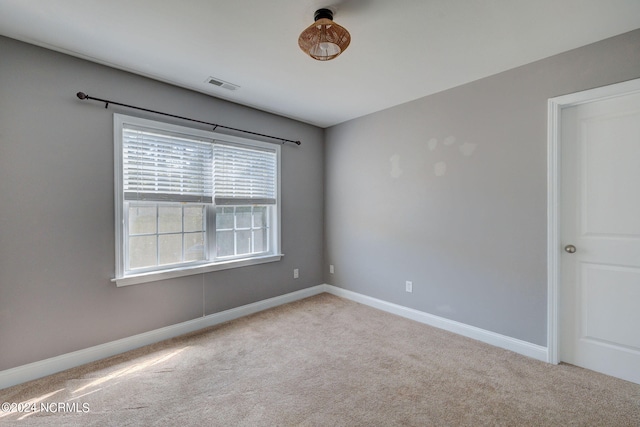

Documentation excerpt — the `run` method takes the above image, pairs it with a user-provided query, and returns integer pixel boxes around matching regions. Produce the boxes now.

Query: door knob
[564,244,577,253]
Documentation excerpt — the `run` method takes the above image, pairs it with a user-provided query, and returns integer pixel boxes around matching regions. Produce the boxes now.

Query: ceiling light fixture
[298,8,351,61]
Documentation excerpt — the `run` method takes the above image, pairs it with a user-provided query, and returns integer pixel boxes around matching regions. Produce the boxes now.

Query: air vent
[206,77,240,91]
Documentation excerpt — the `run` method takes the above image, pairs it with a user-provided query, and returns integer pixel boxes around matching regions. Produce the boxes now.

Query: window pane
[184,232,205,262]
[236,207,252,229]
[253,228,266,253]
[159,234,182,265]
[129,235,157,269]
[184,206,204,232]
[253,206,266,228]
[217,207,234,230]
[158,206,182,233]
[217,230,234,257]
[237,230,251,255]
[129,206,156,235]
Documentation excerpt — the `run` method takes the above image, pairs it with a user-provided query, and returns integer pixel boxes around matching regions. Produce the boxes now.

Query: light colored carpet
[1,293,639,426]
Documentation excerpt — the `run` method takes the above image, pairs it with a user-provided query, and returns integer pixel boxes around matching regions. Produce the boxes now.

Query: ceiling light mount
[314,8,334,21]
[298,8,351,61]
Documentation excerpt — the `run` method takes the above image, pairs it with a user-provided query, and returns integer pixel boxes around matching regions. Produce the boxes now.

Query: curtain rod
[76,92,301,146]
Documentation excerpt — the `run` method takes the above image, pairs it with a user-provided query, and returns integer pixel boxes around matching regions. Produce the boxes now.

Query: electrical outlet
[293,268,299,279]
[329,264,334,274]
[405,281,413,293]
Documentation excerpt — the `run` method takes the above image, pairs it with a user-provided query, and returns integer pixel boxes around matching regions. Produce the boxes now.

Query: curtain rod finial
[76,92,88,100]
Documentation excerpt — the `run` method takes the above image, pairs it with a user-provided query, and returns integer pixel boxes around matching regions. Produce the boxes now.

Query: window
[114,114,281,286]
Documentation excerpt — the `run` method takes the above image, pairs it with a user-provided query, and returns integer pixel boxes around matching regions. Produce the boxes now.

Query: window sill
[113,254,283,287]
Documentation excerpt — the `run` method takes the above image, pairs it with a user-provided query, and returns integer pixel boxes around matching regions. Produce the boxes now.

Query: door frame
[547,77,640,364]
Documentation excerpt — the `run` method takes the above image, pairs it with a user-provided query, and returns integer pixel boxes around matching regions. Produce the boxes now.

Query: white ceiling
[1,1,640,128]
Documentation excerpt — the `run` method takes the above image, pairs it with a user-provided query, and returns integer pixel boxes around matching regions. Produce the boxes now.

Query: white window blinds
[213,142,277,205]
[122,126,214,203]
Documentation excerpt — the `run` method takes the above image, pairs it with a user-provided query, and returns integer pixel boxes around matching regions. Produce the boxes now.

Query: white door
[559,90,640,384]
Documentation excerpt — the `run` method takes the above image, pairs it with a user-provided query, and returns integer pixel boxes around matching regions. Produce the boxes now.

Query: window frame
[113,114,282,287]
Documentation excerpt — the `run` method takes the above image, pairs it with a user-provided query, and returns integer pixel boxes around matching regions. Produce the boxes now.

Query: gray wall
[324,29,640,346]
[0,36,324,371]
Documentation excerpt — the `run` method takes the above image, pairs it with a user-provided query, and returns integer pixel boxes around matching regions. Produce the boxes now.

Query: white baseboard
[0,285,326,390]
[322,285,548,362]
[1,284,548,390]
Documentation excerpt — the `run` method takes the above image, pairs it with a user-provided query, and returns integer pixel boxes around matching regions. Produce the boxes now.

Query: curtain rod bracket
[75,91,301,146]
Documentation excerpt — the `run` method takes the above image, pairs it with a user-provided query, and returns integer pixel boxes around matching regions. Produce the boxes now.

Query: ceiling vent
[206,77,240,91]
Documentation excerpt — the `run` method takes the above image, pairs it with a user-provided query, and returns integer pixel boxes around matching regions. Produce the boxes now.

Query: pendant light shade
[298,8,351,61]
